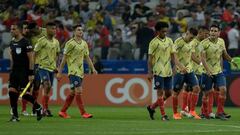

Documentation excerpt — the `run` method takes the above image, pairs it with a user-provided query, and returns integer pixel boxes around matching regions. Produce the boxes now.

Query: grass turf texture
[0,106,239,135]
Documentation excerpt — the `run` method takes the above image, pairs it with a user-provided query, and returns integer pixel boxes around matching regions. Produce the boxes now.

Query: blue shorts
[69,75,83,90]
[173,72,199,92]
[201,72,226,91]
[186,74,202,91]
[38,68,54,85]
[154,75,172,90]
[34,64,41,82]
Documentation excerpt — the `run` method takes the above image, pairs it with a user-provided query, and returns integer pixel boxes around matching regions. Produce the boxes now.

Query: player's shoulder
[200,38,209,44]
[174,37,183,44]
[65,38,74,45]
[217,38,225,43]
[37,36,47,43]
[149,37,158,44]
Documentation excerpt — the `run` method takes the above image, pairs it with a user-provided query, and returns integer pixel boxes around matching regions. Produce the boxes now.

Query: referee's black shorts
[9,68,29,92]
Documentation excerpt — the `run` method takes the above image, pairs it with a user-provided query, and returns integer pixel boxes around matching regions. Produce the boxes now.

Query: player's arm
[191,52,201,64]
[56,54,67,79]
[85,55,97,74]
[171,53,187,73]
[147,54,153,81]
[26,42,34,82]
[201,51,212,76]
[222,49,238,68]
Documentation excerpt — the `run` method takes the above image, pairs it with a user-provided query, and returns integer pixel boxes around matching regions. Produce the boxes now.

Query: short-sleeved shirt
[31,28,46,64]
[200,38,226,75]
[191,38,203,75]
[10,37,32,69]
[64,38,89,78]
[34,36,60,72]
[148,36,175,77]
[174,37,195,73]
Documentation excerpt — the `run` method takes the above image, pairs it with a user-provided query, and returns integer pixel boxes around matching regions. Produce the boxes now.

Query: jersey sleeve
[34,38,43,52]
[25,39,33,52]
[63,42,73,56]
[169,38,176,53]
[84,42,89,56]
[148,39,156,55]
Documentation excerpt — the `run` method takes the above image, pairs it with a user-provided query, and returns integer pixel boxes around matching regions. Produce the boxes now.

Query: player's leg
[31,65,41,116]
[20,71,42,121]
[181,84,191,116]
[172,73,184,120]
[73,76,92,118]
[59,75,76,118]
[39,68,53,117]
[8,70,20,122]
[187,72,201,119]
[215,73,229,120]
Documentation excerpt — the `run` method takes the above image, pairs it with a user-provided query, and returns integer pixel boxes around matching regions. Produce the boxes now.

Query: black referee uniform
[8,37,42,122]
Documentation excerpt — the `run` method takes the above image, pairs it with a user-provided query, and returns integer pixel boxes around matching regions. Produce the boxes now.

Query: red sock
[76,93,86,115]
[150,100,158,110]
[208,91,214,113]
[187,92,192,111]
[214,90,219,106]
[61,95,75,112]
[21,99,27,112]
[172,96,178,114]
[190,93,199,111]
[42,95,49,110]
[217,95,225,114]
[158,97,165,116]
[32,91,39,100]
[181,91,188,111]
[201,96,208,116]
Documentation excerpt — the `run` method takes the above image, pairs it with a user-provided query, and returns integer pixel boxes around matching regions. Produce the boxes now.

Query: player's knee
[157,90,164,97]
[219,87,226,96]
[192,85,200,93]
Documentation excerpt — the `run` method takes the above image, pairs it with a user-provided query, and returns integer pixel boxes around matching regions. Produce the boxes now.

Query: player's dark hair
[188,27,198,36]
[73,24,82,30]
[210,24,220,31]
[198,25,208,31]
[155,22,169,31]
[28,21,37,29]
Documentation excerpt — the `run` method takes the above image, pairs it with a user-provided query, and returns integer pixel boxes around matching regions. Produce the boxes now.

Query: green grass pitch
[0,106,239,135]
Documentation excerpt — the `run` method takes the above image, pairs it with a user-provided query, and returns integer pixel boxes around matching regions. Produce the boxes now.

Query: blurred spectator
[222,4,234,23]
[175,12,187,33]
[121,5,131,25]
[27,5,43,26]
[84,27,100,58]
[227,22,240,57]
[96,21,110,60]
[131,0,152,20]
[136,21,155,60]
[93,55,104,73]
[188,11,203,28]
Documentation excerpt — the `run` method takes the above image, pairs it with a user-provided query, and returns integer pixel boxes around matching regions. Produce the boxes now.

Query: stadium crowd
[1,0,240,60]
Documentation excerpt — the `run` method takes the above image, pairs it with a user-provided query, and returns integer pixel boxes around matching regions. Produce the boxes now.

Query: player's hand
[232,61,238,69]
[206,70,213,77]
[147,72,153,82]
[180,67,188,74]
[28,75,34,82]
[56,73,62,80]
[91,69,98,75]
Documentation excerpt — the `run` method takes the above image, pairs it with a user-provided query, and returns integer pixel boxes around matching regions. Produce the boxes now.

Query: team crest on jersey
[74,81,79,85]
[16,48,21,54]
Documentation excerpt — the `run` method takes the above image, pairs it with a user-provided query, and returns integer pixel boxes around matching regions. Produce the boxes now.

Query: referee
[8,22,42,122]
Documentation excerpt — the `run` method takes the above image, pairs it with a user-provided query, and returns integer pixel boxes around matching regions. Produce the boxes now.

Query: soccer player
[200,24,237,120]
[21,21,46,116]
[147,22,187,121]
[181,26,209,118]
[8,23,42,122]
[172,28,201,120]
[34,22,60,117]
[57,24,97,119]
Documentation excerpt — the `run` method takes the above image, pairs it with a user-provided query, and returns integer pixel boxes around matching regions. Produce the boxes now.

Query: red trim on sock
[21,99,27,112]
[158,97,165,116]
[173,96,178,114]
[190,93,199,111]
[208,91,214,113]
[187,92,192,111]
[76,94,86,115]
[181,92,188,111]
[150,100,158,110]
[61,95,75,112]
